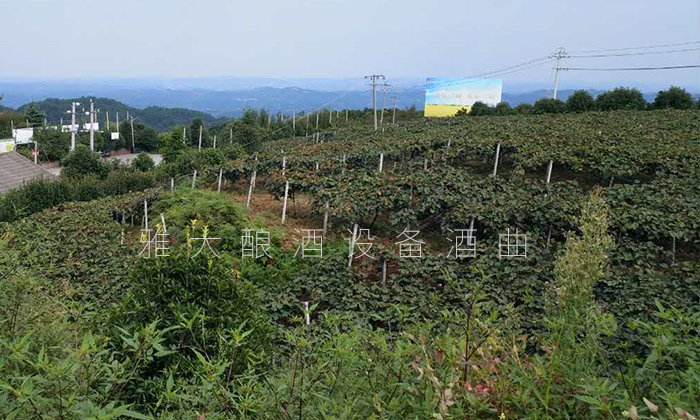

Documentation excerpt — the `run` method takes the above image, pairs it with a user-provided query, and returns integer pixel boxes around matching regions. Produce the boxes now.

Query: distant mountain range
[1,79,694,130]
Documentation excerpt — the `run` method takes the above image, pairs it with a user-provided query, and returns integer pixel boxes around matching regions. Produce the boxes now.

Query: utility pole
[106,110,110,130]
[292,109,296,132]
[129,116,136,153]
[116,111,119,134]
[88,99,98,151]
[379,82,391,125]
[67,101,79,151]
[364,74,385,131]
[551,47,569,100]
[391,96,397,125]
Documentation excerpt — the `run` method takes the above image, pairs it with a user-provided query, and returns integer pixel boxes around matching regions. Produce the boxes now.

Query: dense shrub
[566,89,596,112]
[0,170,156,223]
[131,151,155,171]
[532,98,567,114]
[653,86,694,110]
[61,145,109,178]
[469,101,493,116]
[596,87,647,111]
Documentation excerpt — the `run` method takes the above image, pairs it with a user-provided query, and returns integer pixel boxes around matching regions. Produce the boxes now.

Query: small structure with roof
[0,151,57,194]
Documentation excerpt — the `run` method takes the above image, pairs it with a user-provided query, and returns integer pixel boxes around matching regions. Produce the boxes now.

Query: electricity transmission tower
[550,47,569,100]
[364,74,385,130]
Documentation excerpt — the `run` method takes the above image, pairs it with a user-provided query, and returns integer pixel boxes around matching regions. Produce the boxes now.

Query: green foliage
[469,101,493,116]
[493,102,515,116]
[61,145,109,178]
[33,128,71,161]
[515,103,532,114]
[653,86,694,110]
[532,98,567,114]
[106,248,274,408]
[0,171,156,223]
[567,89,596,112]
[132,152,155,172]
[119,121,159,152]
[24,104,45,127]
[0,111,25,138]
[596,87,647,111]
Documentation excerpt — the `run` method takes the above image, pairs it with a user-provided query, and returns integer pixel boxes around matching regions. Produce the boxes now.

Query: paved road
[43,153,162,176]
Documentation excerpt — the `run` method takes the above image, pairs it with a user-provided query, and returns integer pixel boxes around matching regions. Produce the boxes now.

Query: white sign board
[12,128,34,144]
[111,132,120,140]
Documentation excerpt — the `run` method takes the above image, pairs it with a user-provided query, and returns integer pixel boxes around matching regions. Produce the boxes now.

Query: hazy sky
[2,0,699,89]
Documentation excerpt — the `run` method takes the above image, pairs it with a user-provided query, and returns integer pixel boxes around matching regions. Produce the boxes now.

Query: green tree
[494,102,516,116]
[566,90,596,113]
[189,118,211,148]
[468,101,493,116]
[24,104,45,128]
[515,103,533,114]
[532,98,567,114]
[595,87,647,111]
[653,86,694,110]
[61,145,108,178]
[33,129,71,161]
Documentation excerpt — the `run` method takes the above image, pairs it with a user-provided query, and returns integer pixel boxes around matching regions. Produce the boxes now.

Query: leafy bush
[532,98,567,114]
[131,151,155,172]
[596,87,647,111]
[0,171,156,223]
[567,89,596,112]
[469,101,493,116]
[61,145,109,178]
[653,86,694,110]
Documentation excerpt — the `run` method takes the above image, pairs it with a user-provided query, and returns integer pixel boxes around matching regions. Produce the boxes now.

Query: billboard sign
[424,78,502,117]
[12,127,34,144]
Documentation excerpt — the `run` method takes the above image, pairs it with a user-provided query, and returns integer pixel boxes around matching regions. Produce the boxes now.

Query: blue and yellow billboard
[424,78,503,117]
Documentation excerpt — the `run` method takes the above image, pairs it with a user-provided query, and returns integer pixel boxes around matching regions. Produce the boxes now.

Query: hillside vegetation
[1,109,698,419]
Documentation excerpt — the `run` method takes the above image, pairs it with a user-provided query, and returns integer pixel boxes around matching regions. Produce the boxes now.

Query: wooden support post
[378,152,384,172]
[322,201,330,236]
[492,142,501,177]
[191,170,197,188]
[281,181,290,224]
[348,223,358,268]
[217,169,223,192]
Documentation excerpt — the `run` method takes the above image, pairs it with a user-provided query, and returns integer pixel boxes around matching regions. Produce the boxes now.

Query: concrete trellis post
[348,223,359,268]
[341,154,347,175]
[198,125,203,150]
[191,170,197,188]
[302,301,310,325]
[492,142,501,177]
[381,258,387,284]
[144,199,148,231]
[170,177,174,192]
[378,152,384,172]
[444,138,451,161]
[246,164,257,210]
[423,158,428,171]
[281,181,290,224]
[217,169,223,192]
[546,160,553,184]
[322,201,330,236]
[213,135,217,148]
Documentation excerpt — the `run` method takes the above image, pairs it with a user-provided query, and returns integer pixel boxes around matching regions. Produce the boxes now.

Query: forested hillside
[14,97,227,131]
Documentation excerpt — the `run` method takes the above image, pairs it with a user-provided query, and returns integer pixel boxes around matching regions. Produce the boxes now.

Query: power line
[570,40,700,54]
[569,47,700,58]
[561,64,700,71]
